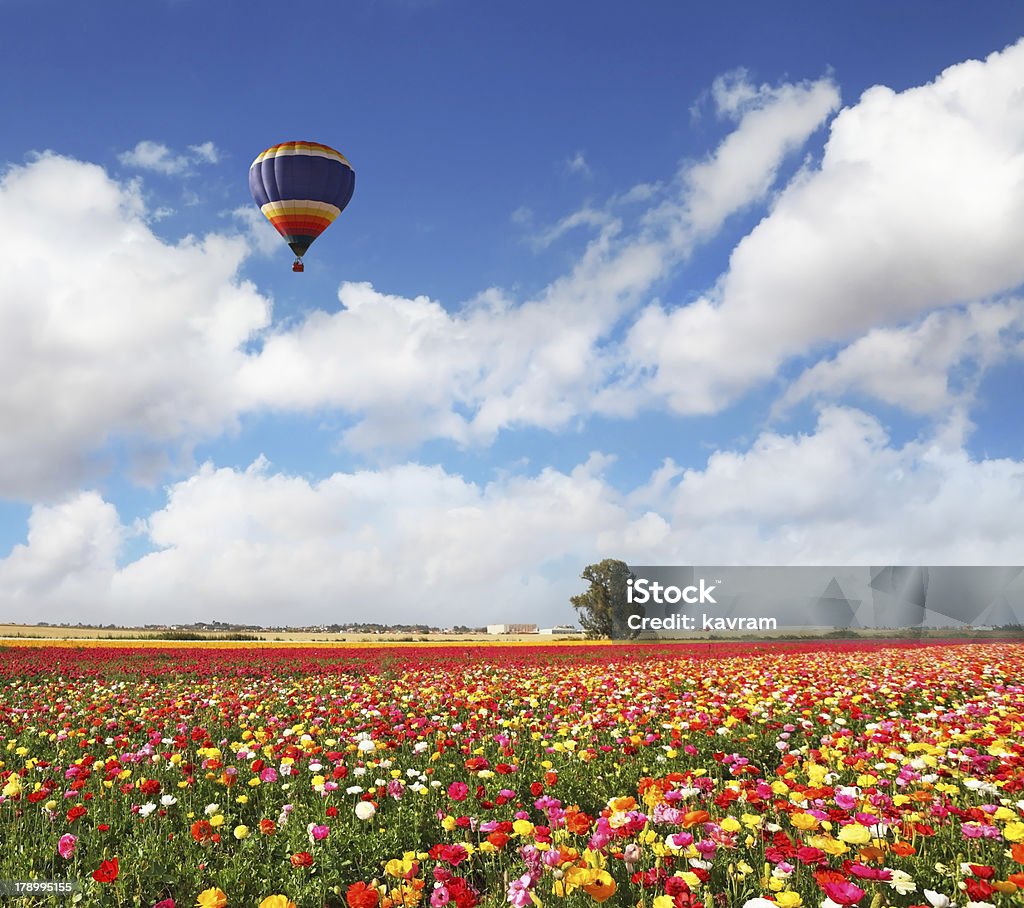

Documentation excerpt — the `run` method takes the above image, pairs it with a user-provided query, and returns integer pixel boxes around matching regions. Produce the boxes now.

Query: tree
[570,559,640,639]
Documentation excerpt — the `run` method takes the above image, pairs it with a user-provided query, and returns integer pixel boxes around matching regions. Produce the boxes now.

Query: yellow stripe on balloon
[260,200,341,221]
[251,143,352,168]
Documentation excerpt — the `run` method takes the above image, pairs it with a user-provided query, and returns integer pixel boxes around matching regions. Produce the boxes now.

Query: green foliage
[569,558,639,639]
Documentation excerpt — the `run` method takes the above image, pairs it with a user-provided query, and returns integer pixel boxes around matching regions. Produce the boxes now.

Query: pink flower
[153,901,176,908]
[310,824,330,841]
[430,885,450,907]
[507,875,533,907]
[57,834,77,859]
[447,782,469,801]
[822,881,866,905]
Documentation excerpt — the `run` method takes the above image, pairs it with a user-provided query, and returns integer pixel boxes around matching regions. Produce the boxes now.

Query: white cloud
[231,205,284,257]
[119,140,221,175]
[0,492,122,603]
[565,151,592,178]
[776,299,1024,415]
[3,409,1024,626]
[0,153,270,499]
[631,39,1024,414]
[239,73,836,449]
[188,141,220,164]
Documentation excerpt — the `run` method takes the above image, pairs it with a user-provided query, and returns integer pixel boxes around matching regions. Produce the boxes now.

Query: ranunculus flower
[447,782,469,801]
[822,881,866,905]
[92,858,119,883]
[290,851,314,867]
[259,897,297,908]
[57,833,77,859]
[354,801,376,821]
[309,823,330,841]
[196,889,227,908]
[346,882,380,908]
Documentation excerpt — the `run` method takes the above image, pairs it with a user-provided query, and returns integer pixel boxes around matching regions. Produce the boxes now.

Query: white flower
[742,901,780,908]
[923,891,955,908]
[160,795,177,807]
[354,801,376,821]
[139,803,157,817]
[353,767,367,777]
[887,868,916,894]
[357,739,376,753]
[345,785,364,795]
[204,803,220,816]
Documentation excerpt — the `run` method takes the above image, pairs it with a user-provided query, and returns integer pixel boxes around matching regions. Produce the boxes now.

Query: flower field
[2,640,1024,908]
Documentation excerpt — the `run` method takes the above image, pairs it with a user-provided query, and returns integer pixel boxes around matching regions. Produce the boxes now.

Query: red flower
[346,882,380,908]
[191,820,215,844]
[290,851,314,867]
[429,843,469,865]
[92,857,119,883]
[66,805,87,822]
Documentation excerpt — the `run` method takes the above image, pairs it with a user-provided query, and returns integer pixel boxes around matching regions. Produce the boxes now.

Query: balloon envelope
[249,141,355,260]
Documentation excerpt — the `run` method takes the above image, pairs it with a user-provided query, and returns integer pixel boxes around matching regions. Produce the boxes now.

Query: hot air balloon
[249,141,355,272]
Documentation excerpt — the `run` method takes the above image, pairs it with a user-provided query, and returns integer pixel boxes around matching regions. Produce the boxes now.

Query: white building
[486,623,538,634]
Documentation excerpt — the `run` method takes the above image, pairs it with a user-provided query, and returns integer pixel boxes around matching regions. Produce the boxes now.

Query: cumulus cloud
[118,140,221,175]
[2,409,1023,626]
[0,153,270,499]
[630,39,1024,414]
[776,299,1024,415]
[239,73,837,449]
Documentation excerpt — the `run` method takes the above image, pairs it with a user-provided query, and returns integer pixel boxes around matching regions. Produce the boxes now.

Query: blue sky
[1,1,1023,627]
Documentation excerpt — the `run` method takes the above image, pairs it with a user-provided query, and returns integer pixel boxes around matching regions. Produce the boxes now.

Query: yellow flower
[196,888,228,908]
[838,823,871,845]
[233,825,249,840]
[513,819,535,836]
[385,857,413,877]
[2,776,22,798]
[652,898,675,908]
[259,897,297,908]
[791,813,818,831]
[209,814,225,828]
[775,892,803,908]
[1004,821,1024,843]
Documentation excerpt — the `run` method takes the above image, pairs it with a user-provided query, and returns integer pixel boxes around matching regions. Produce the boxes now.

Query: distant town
[28,620,583,636]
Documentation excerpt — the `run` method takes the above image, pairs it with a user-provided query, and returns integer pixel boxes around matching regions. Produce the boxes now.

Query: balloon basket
[292,259,304,273]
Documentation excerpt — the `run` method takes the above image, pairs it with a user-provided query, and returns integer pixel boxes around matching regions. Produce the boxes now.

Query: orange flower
[258,818,277,836]
[582,870,617,903]
[259,897,298,908]
[889,840,916,857]
[1012,843,1024,864]
[290,851,314,868]
[607,796,636,812]
[681,810,710,828]
[565,808,592,836]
